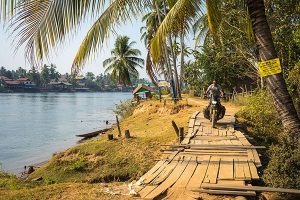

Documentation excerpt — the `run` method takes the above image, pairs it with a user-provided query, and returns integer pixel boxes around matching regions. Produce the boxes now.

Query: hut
[132,84,155,100]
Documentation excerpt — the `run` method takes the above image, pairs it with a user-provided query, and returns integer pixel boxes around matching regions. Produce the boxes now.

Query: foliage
[70,157,88,172]
[237,90,300,189]
[44,177,56,185]
[103,36,144,86]
[237,90,283,146]
[263,144,300,189]
[287,62,300,113]
[113,99,136,119]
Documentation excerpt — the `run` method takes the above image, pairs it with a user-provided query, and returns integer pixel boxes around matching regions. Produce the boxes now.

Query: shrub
[237,90,300,189]
[44,177,56,185]
[70,157,88,172]
[237,90,283,146]
[113,99,136,119]
[263,144,300,189]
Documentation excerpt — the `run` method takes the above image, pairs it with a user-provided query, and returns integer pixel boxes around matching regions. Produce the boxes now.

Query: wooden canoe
[76,128,111,138]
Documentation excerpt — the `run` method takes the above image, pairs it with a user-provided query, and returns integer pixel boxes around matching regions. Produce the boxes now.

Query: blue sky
[0,18,149,78]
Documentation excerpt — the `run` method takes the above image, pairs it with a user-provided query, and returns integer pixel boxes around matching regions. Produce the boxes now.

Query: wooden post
[179,127,184,143]
[171,121,179,137]
[116,115,121,137]
[107,134,114,140]
[125,130,131,138]
[164,99,166,108]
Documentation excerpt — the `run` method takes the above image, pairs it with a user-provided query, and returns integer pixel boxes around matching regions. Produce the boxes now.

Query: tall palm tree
[103,36,144,86]
[1,0,299,145]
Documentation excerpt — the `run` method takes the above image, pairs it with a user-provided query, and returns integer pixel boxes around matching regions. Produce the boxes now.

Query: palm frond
[0,0,19,21]
[206,0,222,40]
[150,0,203,63]
[6,0,106,67]
[72,0,149,75]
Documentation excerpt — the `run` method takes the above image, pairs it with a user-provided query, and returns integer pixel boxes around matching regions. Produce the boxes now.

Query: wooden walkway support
[133,111,264,199]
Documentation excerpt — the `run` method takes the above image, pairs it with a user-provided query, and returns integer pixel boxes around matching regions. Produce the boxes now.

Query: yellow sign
[258,58,282,77]
[158,81,170,87]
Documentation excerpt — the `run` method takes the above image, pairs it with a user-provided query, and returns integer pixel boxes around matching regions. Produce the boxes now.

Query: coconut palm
[0,0,299,145]
[103,36,144,86]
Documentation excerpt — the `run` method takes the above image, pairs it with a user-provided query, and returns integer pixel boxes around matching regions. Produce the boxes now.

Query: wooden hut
[132,84,155,100]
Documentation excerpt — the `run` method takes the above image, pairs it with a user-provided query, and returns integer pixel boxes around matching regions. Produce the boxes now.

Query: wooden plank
[252,149,261,166]
[248,161,259,180]
[186,155,211,188]
[143,151,180,184]
[145,157,191,199]
[188,119,195,128]
[152,161,179,185]
[199,185,300,195]
[194,189,256,196]
[217,180,245,186]
[218,158,234,180]
[172,157,197,188]
[247,149,255,162]
[234,158,245,180]
[242,160,252,181]
[203,156,220,184]
[191,111,200,119]
[138,160,166,182]
[138,186,157,198]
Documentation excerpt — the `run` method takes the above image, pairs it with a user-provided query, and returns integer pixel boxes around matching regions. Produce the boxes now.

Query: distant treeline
[0,64,148,91]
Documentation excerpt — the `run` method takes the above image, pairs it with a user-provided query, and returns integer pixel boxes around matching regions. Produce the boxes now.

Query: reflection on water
[0,92,131,173]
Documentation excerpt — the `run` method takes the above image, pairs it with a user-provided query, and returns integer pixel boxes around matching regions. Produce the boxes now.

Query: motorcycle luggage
[203,107,210,119]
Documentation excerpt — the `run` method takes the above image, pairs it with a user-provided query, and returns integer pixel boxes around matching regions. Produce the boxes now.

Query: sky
[0,18,149,78]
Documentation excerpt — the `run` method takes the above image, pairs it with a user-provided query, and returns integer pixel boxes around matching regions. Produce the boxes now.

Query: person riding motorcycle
[206,80,223,106]
[204,80,226,120]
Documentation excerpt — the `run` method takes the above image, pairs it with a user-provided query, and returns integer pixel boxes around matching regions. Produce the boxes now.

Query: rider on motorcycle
[204,80,225,120]
[206,80,223,107]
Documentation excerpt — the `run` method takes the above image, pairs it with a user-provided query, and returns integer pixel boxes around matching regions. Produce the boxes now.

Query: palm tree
[1,0,299,145]
[103,36,144,86]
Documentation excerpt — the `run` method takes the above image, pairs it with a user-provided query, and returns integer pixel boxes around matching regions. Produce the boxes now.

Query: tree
[27,68,41,85]
[103,36,144,86]
[40,64,51,85]
[15,67,27,78]
[49,64,60,81]
[85,72,95,81]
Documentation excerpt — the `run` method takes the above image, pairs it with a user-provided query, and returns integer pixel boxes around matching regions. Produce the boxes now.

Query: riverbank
[0,97,243,199]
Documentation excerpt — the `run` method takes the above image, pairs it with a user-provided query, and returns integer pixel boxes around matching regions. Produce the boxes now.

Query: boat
[76,128,111,138]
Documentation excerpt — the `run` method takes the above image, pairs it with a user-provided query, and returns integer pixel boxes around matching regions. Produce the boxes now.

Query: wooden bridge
[133,111,263,199]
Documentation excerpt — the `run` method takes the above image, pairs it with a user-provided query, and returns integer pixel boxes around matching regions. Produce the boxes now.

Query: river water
[0,92,131,173]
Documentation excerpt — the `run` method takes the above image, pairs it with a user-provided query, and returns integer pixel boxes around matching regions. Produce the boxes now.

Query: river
[0,92,131,173]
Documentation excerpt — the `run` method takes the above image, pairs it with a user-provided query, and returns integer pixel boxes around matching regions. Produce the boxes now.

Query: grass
[0,97,241,199]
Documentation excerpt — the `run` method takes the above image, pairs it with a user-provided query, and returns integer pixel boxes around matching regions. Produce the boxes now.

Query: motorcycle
[204,94,226,128]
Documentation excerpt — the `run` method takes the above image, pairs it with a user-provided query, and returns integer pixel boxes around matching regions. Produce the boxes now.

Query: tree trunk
[247,0,300,147]
[155,0,173,82]
[163,2,181,98]
[180,30,185,89]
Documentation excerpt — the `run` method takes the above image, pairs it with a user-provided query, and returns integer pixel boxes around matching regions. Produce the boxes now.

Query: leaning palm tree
[103,36,144,86]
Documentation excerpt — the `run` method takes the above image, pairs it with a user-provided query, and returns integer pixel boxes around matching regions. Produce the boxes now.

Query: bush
[263,144,300,189]
[237,90,300,189]
[237,90,283,146]
[113,99,136,119]
[44,177,56,185]
[70,157,88,172]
